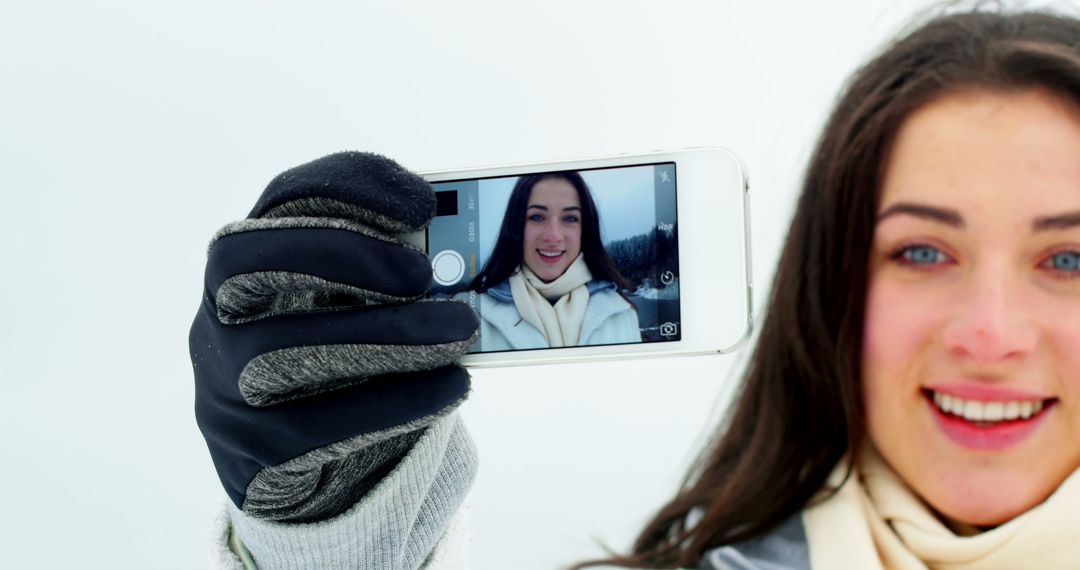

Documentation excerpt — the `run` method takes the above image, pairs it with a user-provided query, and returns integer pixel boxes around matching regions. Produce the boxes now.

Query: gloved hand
[190,151,479,523]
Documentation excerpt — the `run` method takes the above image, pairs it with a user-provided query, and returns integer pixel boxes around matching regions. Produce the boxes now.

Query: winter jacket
[459,279,642,351]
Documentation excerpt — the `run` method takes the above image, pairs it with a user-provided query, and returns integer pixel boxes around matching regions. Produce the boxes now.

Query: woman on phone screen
[462,171,643,351]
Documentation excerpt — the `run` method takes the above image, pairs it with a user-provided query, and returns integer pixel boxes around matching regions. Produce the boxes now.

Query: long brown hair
[471,171,633,292]
[572,6,1080,569]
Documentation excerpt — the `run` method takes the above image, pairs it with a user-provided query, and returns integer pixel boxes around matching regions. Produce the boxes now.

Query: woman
[574,7,1080,569]
[200,6,1080,570]
[462,171,642,351]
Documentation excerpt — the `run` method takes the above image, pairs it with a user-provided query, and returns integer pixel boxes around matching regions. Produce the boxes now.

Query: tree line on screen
[605,225,678,292]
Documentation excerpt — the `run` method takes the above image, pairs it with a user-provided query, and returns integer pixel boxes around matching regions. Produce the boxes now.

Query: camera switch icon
[659,322,678,337]
[432,250,466,286]
[660,271,675,285]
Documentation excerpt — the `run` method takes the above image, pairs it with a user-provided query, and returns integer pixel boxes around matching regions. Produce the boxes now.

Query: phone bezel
[409,147,752,367]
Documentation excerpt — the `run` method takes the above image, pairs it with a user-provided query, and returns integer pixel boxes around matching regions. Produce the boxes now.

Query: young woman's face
[863,88,1080,528]
[522,177,583,282]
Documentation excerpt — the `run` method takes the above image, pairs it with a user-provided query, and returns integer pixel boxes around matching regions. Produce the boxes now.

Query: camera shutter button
[432,250,466,286]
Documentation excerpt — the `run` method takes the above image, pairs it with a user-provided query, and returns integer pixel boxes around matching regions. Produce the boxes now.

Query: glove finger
[194,357,471,511]
[191,297,479,407]
[205,225,432,323]
[248,151,435,233]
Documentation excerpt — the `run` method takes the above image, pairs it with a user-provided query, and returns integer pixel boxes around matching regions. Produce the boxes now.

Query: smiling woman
[522,177,583,282]
[193,5,1080,570]
[864,88,1080,531]
[465,172,642,351]
[571,6,1080,570]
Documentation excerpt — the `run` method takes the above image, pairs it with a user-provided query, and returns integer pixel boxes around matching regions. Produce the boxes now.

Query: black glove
[190,151,479,522]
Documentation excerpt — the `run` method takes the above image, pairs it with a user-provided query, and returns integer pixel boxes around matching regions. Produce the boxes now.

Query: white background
[3,1,1070,568]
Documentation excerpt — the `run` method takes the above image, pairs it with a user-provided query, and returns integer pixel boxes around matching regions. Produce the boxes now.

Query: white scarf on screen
[803,442,1080,569]
[508,254,592,347]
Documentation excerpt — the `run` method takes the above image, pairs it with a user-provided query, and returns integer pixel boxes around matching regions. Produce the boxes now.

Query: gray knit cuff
[228,412,477,570]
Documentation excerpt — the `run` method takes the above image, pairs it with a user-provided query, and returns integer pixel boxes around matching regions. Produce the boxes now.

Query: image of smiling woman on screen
[467,172,642,351]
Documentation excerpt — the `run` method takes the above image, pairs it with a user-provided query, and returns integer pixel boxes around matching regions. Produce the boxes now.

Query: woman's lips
[537,249,564,264]
[925,388,1055,451]
[929,383,1052,402]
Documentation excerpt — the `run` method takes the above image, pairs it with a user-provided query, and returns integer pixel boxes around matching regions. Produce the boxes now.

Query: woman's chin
[922,479,1047,529]
[936,504,1023,530]
[538,270,565,283]
[526,261,568,282]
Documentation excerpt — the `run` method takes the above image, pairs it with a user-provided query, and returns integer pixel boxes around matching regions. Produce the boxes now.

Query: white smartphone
[403,147,752,367]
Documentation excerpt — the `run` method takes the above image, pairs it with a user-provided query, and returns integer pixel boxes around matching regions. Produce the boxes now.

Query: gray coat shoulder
[698,512,809,570]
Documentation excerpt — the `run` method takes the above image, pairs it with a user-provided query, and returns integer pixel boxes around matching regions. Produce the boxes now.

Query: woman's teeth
[932,391,1044,422]
[538,250,563,258]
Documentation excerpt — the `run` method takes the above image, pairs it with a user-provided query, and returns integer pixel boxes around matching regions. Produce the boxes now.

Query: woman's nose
[542,224,562,242]
[940,268,1039,363]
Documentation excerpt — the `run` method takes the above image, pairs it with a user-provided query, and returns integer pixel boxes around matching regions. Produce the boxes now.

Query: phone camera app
[428,163,681,353]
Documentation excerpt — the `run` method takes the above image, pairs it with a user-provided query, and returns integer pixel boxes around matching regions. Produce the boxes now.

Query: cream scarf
[803,443,1080,569]
[508,254,592,347]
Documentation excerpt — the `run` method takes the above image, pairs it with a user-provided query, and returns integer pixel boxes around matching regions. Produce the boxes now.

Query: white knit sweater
[208,413,476,569]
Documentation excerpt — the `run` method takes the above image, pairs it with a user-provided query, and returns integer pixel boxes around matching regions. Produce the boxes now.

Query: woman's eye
[894,244,948,266]
[563,215,579,224]
[1045,251,1080,273]
[528,214,545,222]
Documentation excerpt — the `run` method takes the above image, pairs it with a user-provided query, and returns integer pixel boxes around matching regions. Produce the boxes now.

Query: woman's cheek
[862,277,943,463]
[863,278,947,428]
[1039,298,1080,406]
[523,223,541,247]
[863,279,935,370]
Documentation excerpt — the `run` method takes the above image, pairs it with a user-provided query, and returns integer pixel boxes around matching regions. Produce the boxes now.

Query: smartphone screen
[427,162,680,353]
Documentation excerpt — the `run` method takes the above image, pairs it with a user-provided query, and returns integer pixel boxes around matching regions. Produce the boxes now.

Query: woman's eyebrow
[877,203,1080,232]
[877,202,964,228]
[526,204,582,212]
[1033,211,1080,232]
